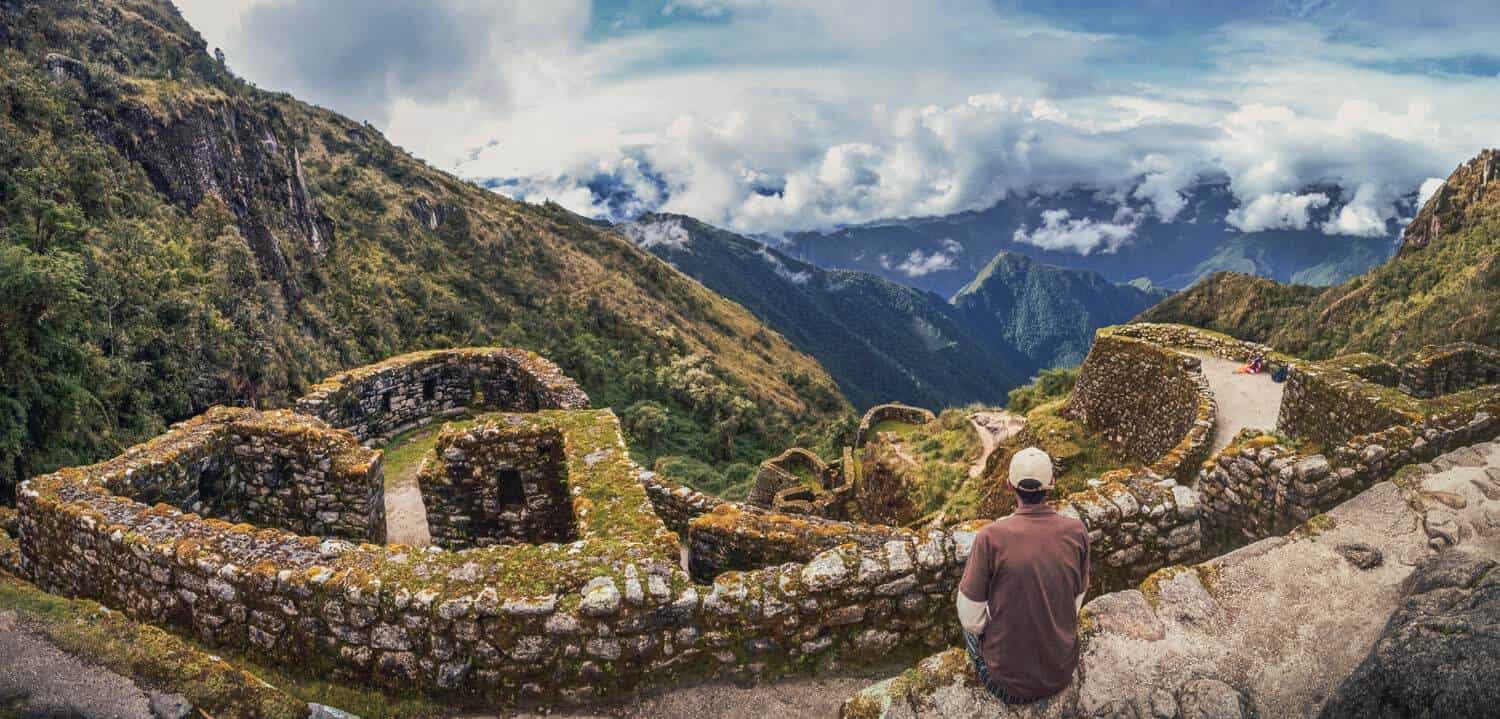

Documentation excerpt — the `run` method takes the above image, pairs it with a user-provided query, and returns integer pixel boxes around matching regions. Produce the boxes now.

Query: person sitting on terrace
[956,447,1090,704]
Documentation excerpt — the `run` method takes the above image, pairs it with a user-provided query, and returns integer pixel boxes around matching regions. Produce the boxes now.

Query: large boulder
[1319,550,1499,718]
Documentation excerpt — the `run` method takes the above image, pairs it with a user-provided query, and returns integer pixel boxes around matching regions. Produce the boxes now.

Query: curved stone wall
[1067,331,1217,481]
[746,447,851,517]
[295,348,589,443]
[855,403,937,447]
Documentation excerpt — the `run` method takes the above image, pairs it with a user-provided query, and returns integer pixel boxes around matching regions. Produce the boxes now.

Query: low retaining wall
[1399,343,1500,398]
[686,505,909,579]
[1067,332,1217,481]
[855,404,937,447]
[295,348,589,443]
[639,472,725,536]
[679,469,1201,597]
[1198,407,1498,553]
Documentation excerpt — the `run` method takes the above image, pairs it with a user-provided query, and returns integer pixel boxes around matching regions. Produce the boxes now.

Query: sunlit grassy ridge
[0,0,850,503]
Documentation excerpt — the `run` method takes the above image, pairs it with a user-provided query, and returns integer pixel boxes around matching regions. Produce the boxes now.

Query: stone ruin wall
[13,329,1490,709]
[1399,342,1500,398]
[746,447,855,518]
[1066,331,1217,482]
[295,348,590,443]
[417,422,575,550]
[855,403,938,447]
[1199,398,1499,554]
[11,340,1210,708]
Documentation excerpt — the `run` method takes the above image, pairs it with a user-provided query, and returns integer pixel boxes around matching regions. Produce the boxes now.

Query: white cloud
[1417,177,1446,209]
[173,2,1500,246]
[1013,209,1138,255]
[1226,192,1330,232]
[1321,183,1397,237]
[620,217,693,251]
[879,238,964,277]
[755,246,812,284]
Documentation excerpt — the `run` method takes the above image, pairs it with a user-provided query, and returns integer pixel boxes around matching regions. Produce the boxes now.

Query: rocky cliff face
[1401,149,1499,255]
[88,94,334,299]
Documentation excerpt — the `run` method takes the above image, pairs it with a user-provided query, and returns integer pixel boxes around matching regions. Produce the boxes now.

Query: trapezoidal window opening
[498,468,525,507]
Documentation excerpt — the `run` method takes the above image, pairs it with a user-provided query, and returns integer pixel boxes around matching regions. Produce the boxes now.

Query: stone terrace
[13,327,1496,711]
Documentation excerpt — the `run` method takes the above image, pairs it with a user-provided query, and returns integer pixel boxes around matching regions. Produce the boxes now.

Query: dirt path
[384,457,433,547]
[967,411,1025,478]
[1192,355,1284,454]
[0,609,164,718]
[502,670,893,719]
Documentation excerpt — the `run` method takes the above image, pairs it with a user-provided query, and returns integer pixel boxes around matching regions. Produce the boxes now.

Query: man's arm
[956,532,992,635]
[957,591,989,635]
[1076,529,1091,613]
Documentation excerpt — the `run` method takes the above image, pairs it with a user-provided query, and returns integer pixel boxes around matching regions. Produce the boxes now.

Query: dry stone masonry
[1066,329,1217,482]
[12,329,1496,711]
[416,419,575,550]
[295,348,589,444]
[855,403,938,447]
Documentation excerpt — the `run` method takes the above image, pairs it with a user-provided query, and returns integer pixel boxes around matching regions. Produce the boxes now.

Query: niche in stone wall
[420,425,578,549]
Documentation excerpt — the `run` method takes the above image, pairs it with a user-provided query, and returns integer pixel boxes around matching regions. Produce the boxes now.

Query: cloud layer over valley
[178,0,1500,247]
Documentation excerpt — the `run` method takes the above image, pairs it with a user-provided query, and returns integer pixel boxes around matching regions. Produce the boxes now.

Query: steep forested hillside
[1140,149,1499,359]
[952,252,1169,369]
[620,214,1022,409]
[0,0,849,502]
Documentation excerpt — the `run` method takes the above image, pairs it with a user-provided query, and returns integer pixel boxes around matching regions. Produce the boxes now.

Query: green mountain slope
[952,252,1170,369]
[1139,149,1500,358]
[1167,232,1390,288]
[620,214,1023,409]
[0,0,849,501]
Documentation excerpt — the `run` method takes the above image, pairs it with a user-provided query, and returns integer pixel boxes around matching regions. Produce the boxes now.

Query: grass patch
[381,417,475,487]
[869,418,921,438]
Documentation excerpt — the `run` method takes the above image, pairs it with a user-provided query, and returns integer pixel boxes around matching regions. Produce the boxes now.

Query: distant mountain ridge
[622,214,1165,409]
[953,252,1170,369]
[782,181,1398,297]
[1139,149,1500,359]
[620,214,1020,409]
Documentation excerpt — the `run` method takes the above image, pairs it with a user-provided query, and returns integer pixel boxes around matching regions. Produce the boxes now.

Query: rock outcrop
[843,440,1500,718]
[1319,550,1499,718]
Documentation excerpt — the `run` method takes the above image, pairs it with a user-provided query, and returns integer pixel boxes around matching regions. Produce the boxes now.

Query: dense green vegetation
[1140,150,1499,360]
[1005,366,1079,414]
[0,1,849,502]
[953,252,1168,370]
[623,214,1020,410]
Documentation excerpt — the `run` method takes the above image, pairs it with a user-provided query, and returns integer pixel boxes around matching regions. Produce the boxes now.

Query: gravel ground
[497,669,897,719]
[1193,355,1284,453]
[0,609,158,719]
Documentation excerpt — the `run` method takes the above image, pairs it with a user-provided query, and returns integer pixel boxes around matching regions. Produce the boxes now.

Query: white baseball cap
[1008,447,1054,491]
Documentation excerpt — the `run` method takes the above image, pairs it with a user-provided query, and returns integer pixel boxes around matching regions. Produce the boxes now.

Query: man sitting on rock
[956,447,1091,704]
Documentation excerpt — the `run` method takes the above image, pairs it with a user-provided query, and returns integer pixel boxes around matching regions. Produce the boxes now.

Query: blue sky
[176,0,1499,244]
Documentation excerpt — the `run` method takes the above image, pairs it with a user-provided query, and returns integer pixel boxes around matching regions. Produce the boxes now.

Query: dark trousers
[962,630,1042,705]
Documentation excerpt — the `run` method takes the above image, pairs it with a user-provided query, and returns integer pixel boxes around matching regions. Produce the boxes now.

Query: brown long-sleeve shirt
[957,503,1090,699]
